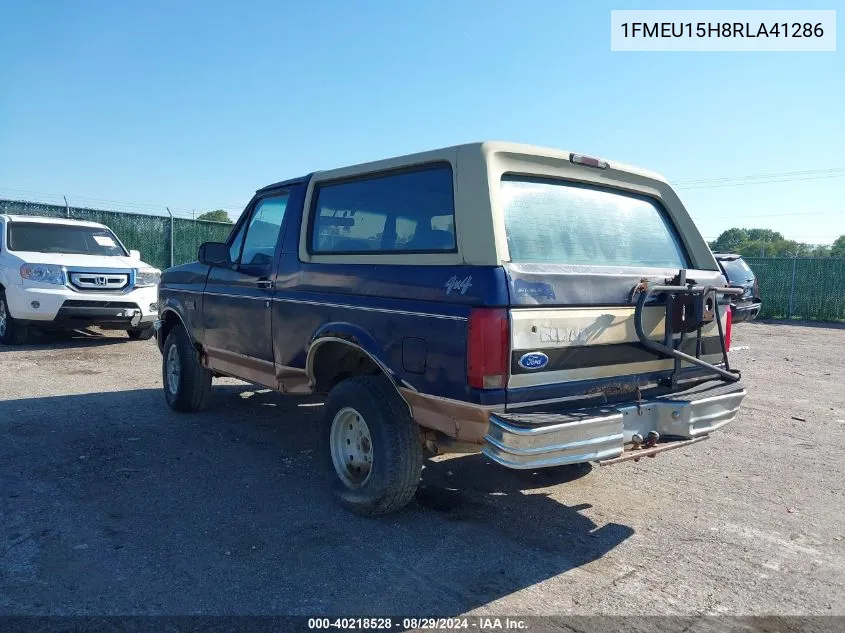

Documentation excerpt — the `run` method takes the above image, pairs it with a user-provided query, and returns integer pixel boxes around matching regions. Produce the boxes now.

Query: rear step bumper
[483,380,746,469]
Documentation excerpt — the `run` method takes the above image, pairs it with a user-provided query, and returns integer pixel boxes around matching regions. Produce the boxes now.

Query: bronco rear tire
[162,324,212,412]
[321,376,423,516]
[0,291,28,346]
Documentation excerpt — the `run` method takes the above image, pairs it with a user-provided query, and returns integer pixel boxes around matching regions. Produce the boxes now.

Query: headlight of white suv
[20,263,65,285]
[135,268,161,287]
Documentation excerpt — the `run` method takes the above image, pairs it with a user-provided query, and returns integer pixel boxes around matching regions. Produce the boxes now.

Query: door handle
[256,279,274,289]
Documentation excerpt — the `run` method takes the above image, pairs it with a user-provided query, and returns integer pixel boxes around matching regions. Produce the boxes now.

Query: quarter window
[310,164,456,254]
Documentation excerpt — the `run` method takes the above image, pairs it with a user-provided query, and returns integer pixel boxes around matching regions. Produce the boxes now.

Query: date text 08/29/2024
[307,617,528,630]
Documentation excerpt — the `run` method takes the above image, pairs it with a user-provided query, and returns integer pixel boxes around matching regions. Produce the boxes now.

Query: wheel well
[158,310,186,349]
[309,340,385,395]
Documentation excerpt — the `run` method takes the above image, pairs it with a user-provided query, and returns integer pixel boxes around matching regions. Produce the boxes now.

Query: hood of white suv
[9,251,157,270]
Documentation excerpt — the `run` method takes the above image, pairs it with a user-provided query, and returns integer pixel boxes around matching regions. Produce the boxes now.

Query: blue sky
[1,0,843,243]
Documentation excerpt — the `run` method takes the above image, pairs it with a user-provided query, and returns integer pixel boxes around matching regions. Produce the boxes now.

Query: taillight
[724,305,733,352]
[467,308,509,389]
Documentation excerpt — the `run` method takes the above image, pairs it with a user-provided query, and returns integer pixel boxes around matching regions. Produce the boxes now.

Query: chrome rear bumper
[483,381,745,469]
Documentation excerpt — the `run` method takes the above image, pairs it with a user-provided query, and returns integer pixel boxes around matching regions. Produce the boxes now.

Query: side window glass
[310,164,456,254]
[228,222,247,263]
[312,209,387,252]
[239,194,289,268]
[395,217,417,247]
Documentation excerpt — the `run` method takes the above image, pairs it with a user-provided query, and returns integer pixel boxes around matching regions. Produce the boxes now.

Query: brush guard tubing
[633,283,744,383]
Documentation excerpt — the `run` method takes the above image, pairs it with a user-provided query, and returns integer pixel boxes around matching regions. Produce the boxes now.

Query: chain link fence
[745,257,845,321]
[0,199,232,270]
[2,199,842,321]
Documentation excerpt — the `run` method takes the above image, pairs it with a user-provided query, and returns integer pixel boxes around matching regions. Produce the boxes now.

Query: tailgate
[504,265,730,409]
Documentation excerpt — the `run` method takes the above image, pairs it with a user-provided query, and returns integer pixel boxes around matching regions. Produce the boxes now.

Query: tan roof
[313,141,669,183]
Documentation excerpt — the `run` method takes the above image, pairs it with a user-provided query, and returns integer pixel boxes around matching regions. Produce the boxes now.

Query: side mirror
[198,242,231,267]
[129,249,141,260]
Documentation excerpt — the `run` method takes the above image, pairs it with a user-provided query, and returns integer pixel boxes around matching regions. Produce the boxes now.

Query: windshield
[8,222,127,256]
[719,257,754,283]
[501,176,689,268]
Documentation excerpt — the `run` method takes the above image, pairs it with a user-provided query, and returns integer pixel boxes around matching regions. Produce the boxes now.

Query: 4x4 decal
[445,275,473,295]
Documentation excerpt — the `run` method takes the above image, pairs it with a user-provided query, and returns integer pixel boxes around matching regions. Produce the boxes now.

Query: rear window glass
[8,222,126,256]
[719,257,754,282]
[310,164,456,254]
[500,176,688,268]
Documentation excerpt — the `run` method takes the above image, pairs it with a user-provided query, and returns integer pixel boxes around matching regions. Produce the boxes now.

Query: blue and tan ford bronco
[155,142,746,516]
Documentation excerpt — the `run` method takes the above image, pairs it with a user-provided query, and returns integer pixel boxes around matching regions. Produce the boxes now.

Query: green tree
[709,228,749,253]
[831,235,845,258]
[196,209,232,223]
[745,228,784,243]
[774,240,812,257]
[708,227,826,257]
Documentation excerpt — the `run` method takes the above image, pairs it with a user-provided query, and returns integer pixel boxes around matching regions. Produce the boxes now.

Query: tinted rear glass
[8,223,126,256]
[719,257,754,282]
[310,164,456,254]
[501,176,688,268]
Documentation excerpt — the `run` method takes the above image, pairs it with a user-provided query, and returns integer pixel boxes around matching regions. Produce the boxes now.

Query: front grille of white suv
[69,271,129,291]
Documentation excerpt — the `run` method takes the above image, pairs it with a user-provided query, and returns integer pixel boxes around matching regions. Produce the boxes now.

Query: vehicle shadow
[0,384,634,617]
[0,329,138,352]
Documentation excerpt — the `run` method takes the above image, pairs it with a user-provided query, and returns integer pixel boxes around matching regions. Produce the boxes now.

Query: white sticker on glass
[93,235,116,247]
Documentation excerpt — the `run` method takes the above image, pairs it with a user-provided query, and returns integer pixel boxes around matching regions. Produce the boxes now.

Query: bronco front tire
[321,376,423,516]
[162,324,212,412]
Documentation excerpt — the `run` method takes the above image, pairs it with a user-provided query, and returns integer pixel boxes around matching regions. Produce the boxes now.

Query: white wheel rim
[0,299,7,337]
[330,407,373,487]
[166,343,181,395]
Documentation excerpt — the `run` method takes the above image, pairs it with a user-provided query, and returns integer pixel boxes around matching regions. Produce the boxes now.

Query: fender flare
[305,323,416,412]
[158,305,197,351]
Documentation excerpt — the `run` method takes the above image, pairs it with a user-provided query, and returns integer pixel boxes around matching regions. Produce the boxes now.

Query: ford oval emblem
[518,352,549,370]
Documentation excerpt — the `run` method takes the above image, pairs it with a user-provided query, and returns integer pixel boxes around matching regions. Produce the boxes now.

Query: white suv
[0,214,160,345]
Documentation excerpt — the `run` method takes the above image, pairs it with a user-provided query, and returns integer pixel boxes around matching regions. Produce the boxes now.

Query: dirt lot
[1,321,843,617]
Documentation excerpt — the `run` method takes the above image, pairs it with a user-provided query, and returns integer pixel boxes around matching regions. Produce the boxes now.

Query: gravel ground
[0,321,843,617]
